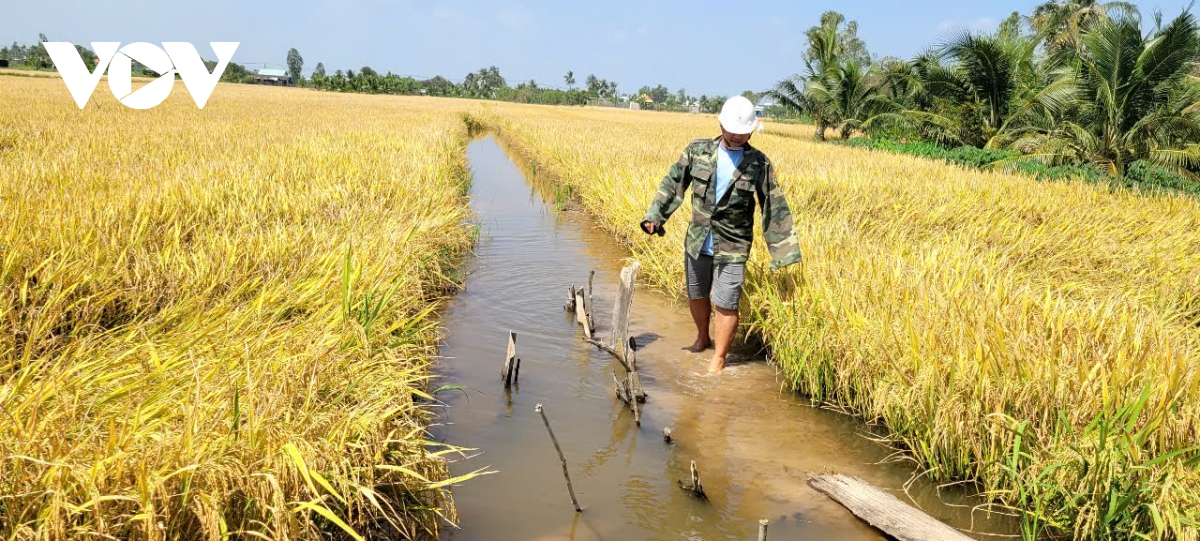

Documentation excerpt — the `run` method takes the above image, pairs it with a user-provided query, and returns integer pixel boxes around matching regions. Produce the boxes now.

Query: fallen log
[807,474,973,541]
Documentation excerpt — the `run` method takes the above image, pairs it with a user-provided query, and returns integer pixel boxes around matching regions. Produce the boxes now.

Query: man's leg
[707,261,745,373]
[684,252,714,352]
[687,297,711,352]
[709,306,738,373]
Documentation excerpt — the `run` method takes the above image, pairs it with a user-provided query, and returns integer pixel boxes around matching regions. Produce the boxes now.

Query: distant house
[252,68,292,86]
[756,95,780,117]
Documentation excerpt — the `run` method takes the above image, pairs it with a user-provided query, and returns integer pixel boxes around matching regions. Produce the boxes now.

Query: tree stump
[607,261,640,368]
[678,460,707,500]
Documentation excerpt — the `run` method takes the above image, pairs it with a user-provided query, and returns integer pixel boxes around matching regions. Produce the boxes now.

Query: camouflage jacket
[642,136,801,269]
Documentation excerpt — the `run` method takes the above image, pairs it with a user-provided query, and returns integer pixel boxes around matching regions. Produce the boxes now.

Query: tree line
[2,34,260,84]
[4,36,784,117]
[769,2,1200,180]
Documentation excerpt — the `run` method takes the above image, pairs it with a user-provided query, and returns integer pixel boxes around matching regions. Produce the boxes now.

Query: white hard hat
[718,95,760,135]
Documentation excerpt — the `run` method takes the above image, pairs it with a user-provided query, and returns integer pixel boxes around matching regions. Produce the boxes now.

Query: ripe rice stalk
[0,78,490,540]
[472,102,1200,541]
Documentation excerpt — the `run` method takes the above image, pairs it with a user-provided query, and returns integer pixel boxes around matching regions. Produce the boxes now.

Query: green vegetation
[307,64,608,105]
[770,2,1200,183]
[841,137,1200,196]
[2,34,262,83]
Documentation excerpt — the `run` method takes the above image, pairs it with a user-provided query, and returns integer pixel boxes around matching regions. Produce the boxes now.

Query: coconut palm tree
[888,23,1074,149]
[864,52,971,144]
[941,30,1040,138]
[1031,0,1137,55]
[768,12,846,140]
[1012,11,1200,174]
[808,60,897,139]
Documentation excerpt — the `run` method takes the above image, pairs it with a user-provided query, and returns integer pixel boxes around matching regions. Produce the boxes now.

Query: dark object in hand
[641,221,665,236]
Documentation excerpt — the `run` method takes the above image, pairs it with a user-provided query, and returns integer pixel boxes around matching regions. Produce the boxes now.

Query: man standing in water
[640,95,802,373]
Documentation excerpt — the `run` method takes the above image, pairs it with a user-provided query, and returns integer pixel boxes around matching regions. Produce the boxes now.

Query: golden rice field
[0,78,483,540]
[5,74,1200,541]
[473,103,1200,540]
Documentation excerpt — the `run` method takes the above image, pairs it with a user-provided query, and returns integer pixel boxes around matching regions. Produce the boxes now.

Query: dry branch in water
[536,404,583,513]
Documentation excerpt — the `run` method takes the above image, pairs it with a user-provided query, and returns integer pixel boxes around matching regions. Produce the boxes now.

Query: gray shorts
[685,252,745,310]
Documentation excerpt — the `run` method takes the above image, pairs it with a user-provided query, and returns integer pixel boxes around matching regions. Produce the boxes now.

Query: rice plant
[475,103,1200,541]
[0,78,486,540]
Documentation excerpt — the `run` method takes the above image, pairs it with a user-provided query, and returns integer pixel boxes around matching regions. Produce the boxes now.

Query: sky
[3,0,1197,97]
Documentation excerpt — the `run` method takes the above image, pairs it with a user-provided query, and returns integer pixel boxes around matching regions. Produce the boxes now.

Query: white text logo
[44,42,240,109]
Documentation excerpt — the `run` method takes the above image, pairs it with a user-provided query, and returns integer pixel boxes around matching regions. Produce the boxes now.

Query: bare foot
[707,355,726,374]
[684,337,710,353]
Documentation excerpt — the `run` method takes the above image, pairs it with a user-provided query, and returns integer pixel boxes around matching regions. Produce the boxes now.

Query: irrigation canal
[432,135,1018,541]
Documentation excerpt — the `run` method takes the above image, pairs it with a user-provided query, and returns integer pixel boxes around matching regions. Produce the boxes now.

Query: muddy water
[434,136,1017,541]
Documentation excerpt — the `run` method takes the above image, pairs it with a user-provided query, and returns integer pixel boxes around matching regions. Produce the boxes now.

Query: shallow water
[433,136,1018,541]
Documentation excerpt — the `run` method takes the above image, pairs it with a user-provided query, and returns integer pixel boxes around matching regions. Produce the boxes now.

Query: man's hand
[640,220,665,236]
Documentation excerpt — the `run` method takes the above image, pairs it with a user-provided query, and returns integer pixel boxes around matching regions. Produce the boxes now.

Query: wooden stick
[807,474,973,541]
[502,331,517,387]
[585,338,631,372]
[613,375,629,404]
[575,289,592,339]
[691,461,702,493]
[628,371,640,426]
[536,404,582,513]
[628,337,644,402]
[758,519,769,541]
[679,460,706,500]
[565,284,576,311]
[514,357,521,383]
[627,336,638,371]
[587,270,595,330]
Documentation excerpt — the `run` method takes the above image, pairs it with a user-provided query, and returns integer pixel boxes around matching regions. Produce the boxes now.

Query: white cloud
[496,4,534,30]
[937,18,999,33]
